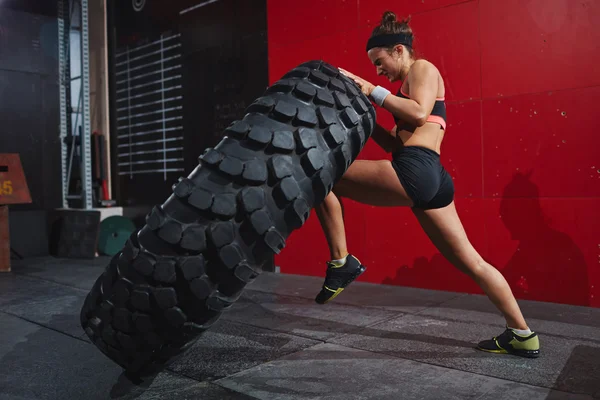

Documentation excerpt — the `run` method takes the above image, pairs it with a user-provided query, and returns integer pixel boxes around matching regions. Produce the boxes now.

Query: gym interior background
[2,0,598,308]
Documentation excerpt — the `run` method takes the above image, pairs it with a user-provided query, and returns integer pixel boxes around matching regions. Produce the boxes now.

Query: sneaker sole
[321,265,366,304]
[476,346,540,359]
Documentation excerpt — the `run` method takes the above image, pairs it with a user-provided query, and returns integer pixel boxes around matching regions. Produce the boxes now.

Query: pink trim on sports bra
[426,115,447,130]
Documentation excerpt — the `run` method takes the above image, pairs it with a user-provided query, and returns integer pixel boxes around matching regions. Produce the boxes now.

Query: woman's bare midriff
[398,123,445,154]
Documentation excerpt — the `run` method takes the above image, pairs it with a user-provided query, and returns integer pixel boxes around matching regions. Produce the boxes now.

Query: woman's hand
[339,68,376,97]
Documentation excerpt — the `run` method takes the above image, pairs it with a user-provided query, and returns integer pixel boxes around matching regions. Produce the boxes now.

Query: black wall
[0,4,61,211]
[110,0,269,208]
[179,0,269,173]
[0,0,57,17]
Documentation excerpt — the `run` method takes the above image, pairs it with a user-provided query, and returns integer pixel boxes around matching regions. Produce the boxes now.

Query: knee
[331,181,347,198]
[458,256,488,280]
[468,258,492,281]
[321,190,342,209]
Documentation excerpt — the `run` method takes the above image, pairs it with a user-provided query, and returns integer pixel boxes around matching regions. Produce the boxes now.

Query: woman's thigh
[333,159,414,207]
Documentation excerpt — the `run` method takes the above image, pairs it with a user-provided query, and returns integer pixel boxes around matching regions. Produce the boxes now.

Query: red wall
[268,0,600,308]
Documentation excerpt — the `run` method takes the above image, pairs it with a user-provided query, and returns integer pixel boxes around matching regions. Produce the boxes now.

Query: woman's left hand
[339,68,376,97]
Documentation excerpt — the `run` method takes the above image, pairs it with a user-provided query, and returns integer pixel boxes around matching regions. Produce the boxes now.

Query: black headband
[366,33,413,51]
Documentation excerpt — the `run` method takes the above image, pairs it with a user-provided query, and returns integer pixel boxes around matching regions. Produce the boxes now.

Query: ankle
[509,326,532,336]
[330,250,349,260]
[506,320,528,331]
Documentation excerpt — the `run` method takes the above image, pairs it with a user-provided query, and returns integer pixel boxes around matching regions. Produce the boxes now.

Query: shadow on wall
[382,172,589,306]
[498,172,589,306]
[382,253,480,294]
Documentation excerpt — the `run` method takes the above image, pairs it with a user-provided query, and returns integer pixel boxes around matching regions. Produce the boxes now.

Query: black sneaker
[315,254,366,304]
[477,328,540,358]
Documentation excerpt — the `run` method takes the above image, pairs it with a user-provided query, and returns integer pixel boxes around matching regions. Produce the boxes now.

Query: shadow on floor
[547,345,600,399]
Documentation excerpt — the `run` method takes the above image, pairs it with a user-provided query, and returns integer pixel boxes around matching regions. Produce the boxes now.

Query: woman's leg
[316,158,414,257]
[412,201,540,357]
[314,159,413,304]
[411,201,527,329]
[315,192,348,260]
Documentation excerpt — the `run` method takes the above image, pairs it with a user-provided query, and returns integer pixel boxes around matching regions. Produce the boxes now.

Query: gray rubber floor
[1,256,598,400]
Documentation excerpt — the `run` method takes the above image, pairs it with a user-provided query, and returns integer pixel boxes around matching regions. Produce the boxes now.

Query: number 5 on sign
[0,154,31,205]
[0,181,13,195]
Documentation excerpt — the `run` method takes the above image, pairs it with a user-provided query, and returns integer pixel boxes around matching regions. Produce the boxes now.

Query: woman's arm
[380,61,439,126]
[371,124,395,153]
[374,123,395,138]
[371,124,403,153]
[340,61,439,127]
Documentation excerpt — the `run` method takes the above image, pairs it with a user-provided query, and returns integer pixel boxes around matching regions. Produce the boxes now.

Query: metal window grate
[115,33,184,179]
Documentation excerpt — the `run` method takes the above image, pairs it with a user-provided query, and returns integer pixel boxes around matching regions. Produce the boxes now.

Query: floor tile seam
[413,293,469,316]
[218,318,329,345]
[324,313,412,344]
[322,341,565,394]
[10,271,89,293]
[226,297,409,344]
[207,342,328,389]
[194,324,330,390]
[209,378,262,399]
[0,309,89,344]
[162,367,234,389]
[474,386,494,400]
[386,311,600,345]
[244,289,410,318]
[242,287,462,314]
[226,296,337,340]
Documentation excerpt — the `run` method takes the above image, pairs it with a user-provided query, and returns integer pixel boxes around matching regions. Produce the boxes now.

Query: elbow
[414,110,428,127]
[414,107,429,126]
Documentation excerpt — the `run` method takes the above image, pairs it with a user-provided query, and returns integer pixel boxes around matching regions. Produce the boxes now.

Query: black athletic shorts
[391,146,455,210]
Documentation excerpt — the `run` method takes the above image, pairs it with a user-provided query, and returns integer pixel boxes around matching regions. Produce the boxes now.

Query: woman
[314,11,540,358]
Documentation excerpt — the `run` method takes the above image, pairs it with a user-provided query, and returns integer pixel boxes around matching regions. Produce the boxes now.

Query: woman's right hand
[339,68,376,97]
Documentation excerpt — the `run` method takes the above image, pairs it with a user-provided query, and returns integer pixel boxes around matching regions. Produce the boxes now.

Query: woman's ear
[393,44,404,59]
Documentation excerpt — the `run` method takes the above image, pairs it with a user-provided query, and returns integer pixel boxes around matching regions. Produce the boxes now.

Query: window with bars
[115,33,184,179]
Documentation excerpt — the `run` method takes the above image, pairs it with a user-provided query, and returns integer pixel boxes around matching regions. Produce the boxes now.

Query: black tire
[80,60,376,374]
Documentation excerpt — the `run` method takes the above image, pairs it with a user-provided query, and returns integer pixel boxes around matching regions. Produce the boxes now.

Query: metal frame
[58,0,69,209]
[107,0,120,204]
[58,0,93,209]
[80,0,93,209]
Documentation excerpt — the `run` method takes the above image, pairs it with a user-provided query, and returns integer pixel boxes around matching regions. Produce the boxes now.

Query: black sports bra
[394,86,447,130]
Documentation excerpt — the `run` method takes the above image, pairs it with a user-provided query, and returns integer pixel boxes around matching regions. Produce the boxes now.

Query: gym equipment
[98,216,136,256]
[0,154,32,272]
[51,209,101,259]
[80,60,376,375]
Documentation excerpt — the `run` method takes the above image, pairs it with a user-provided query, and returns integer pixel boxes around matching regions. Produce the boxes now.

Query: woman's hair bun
[382,11,397,23]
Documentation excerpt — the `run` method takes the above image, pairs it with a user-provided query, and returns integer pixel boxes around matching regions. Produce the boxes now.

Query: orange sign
[0,154,31,205]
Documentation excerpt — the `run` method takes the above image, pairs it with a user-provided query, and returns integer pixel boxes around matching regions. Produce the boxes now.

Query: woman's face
[367,46,402,82]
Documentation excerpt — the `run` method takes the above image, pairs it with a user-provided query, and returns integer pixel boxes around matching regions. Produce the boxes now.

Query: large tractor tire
[80,60,376,375]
